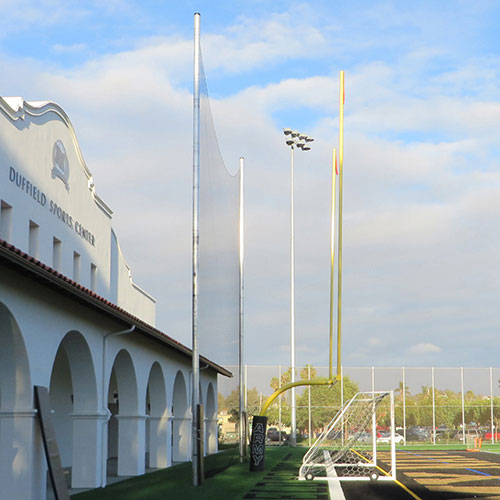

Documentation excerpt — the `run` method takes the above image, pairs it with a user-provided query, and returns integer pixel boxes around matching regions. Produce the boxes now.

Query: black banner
[249,415,267,471]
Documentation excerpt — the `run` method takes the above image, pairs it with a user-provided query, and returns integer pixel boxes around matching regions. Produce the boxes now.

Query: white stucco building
[0,97,230,499]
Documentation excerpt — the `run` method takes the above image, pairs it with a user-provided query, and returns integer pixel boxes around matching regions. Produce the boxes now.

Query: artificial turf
[70,443,500,500]
[71,446,308,500]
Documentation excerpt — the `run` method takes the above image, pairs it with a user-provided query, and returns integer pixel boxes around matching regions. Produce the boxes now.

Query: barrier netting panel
[197,49,240,368]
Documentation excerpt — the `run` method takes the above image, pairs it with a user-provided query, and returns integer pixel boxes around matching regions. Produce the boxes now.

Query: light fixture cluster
[283,128,314,150]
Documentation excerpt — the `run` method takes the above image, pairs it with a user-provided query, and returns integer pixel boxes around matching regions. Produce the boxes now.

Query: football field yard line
[323,450,346,500]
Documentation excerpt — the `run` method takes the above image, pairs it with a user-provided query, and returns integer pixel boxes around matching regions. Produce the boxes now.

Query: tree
[223,387,261,422]
[295,372,359,433]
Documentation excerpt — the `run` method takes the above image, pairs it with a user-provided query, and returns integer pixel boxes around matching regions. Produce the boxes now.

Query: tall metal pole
[337,71,344,377]
[329,148,337,382]
[238,157,245,462]
[290,145,297,446]
[192,11,201,486]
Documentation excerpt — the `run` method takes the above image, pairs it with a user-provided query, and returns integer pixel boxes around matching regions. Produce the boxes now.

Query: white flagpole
[192,11,201,486]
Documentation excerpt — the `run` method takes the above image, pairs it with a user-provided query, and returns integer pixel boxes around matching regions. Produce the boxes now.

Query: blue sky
[2,0,500,368]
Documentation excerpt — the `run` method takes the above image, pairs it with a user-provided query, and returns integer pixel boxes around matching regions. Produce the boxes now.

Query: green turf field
[71,443,500,499]
[71,447,309,500]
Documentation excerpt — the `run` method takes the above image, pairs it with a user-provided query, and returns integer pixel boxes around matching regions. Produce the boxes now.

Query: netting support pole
[239,157,245,463]
[192,11,201,487]
[329,148,337,382]
[336,70,345,381]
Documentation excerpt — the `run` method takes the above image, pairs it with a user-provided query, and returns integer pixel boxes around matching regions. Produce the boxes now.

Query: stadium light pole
[283,128,313,447]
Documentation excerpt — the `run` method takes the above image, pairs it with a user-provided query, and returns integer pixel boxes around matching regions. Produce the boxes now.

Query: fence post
[490,367,495,444]
[461,367,465,445]
[278,365,282,446]
[402,366,406,444]
[432,367,436,445]
[308,364,312,447]
[341,366,344,446]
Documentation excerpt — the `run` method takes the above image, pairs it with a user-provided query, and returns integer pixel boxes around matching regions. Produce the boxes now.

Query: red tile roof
[0,238,232,378]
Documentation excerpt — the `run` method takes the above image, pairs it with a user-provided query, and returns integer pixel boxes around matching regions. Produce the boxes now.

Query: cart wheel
[305,472,314,481]
[369,471,379,481]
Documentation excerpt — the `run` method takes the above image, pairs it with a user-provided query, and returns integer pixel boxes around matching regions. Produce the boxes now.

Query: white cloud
[52,43,87,54]
[1,2,500,367]
[410,343,442,354]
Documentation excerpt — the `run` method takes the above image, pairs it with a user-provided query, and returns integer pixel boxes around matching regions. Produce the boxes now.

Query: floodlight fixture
[281,127,315,447]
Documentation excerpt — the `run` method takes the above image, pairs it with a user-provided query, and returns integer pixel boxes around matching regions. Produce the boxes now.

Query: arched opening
[0,302,33,499]
[49,330,99,488]
[206,383,217,454]
[107,349,144,476]
[145,362,168,468]
[172,371,190,462]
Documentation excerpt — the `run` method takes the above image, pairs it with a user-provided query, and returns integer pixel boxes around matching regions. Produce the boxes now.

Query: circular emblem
[52,140,70,191]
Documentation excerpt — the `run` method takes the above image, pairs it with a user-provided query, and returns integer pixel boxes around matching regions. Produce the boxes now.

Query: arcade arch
[145,362,168,468]
[107,349,144,476]
[0,302,33,499]
[172,370,190,462]
[49,330,99,488]
[206,383,217,454]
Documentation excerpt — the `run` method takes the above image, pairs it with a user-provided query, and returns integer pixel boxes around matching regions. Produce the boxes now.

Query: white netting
[197,49,240,367]
[299,391,393,481]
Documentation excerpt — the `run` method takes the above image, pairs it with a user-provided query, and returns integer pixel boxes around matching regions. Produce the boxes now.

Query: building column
[116,415,148,476]
[148,416,169,469]
[205,418,218,455]
[172,416,191,462]
[71,413,107,488]
[0,410,38,500]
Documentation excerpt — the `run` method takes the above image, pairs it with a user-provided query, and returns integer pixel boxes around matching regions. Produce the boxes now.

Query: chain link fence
[218,366,500,446]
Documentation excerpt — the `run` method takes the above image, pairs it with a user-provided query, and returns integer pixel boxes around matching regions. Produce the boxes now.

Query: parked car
[357,432,373,443]
[266,427,288,442]
[266,427,279,441]
[484,431,500,440]
[405,428,429,442]
[377,432,404,444]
